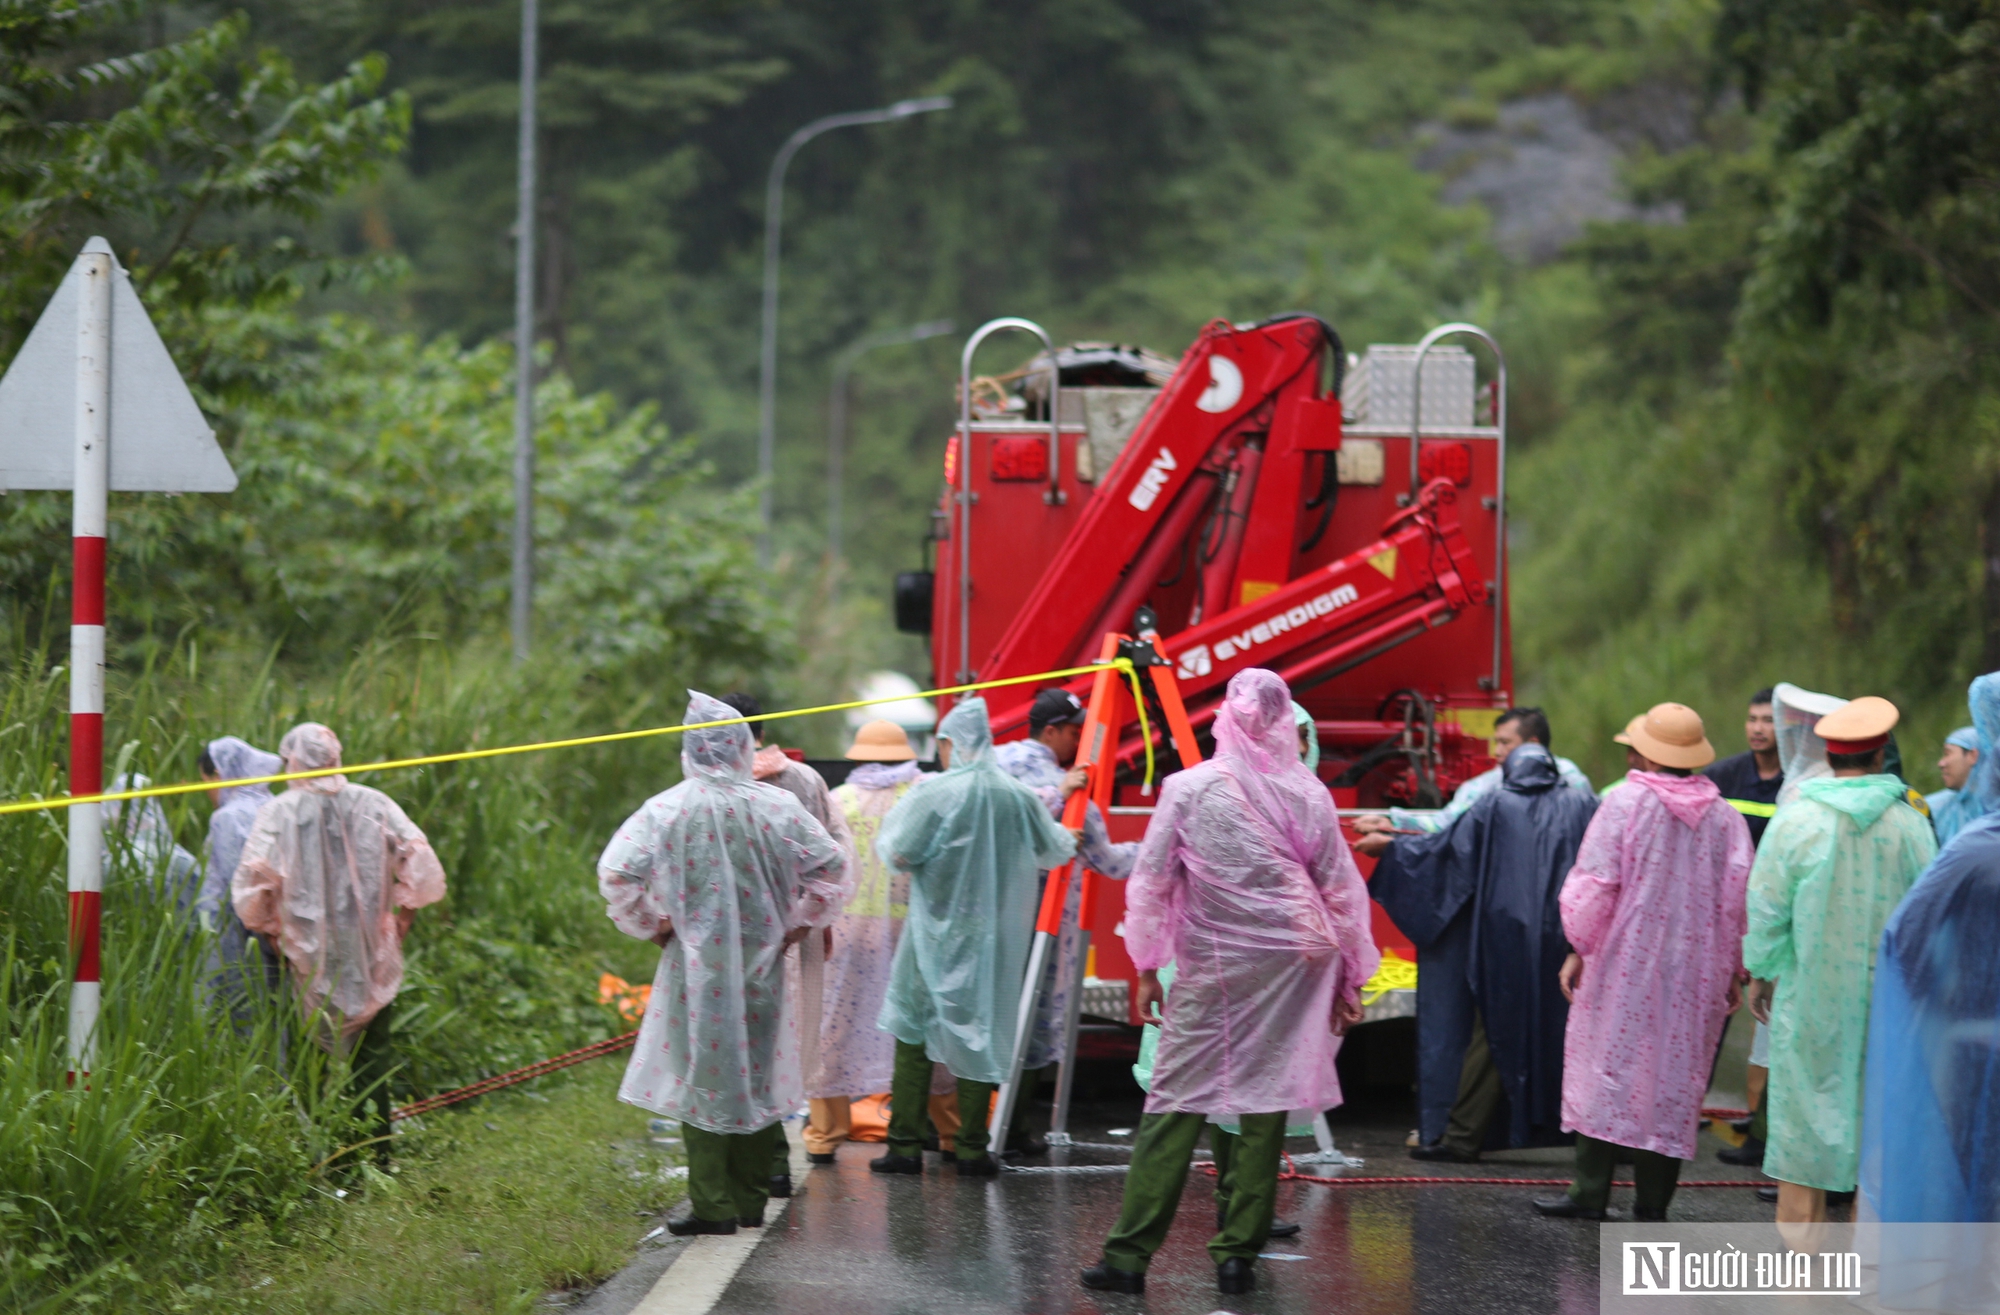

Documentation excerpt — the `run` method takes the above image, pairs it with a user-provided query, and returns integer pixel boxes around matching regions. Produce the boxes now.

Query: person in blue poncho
[1859,675,2000,1308]
[1926,725,1986,847]
[871,696,1077,1177]
[1365,741,1599,1161]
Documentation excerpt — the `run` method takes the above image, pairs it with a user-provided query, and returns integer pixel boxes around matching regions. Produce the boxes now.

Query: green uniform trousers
[683,1121,787,1223]
[1441,1012,1503,1158]
[886,1039,1043,1159]
[1568,1132,1683,1214]
[1103,1110,1286,1273]
[1748,1083,1768,1144]
[349,1000,398,1158]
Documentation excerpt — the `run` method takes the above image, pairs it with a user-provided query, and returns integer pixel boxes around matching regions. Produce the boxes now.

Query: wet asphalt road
[695,1102,1768,1315]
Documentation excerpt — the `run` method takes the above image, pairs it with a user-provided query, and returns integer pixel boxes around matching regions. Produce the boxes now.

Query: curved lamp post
[756,96,953,566]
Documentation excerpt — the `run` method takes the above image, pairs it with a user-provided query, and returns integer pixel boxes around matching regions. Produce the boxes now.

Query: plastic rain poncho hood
[233,724,447,1040]
[198,738,281,917]
[598,692,848,1132]
[105,773,201,914]
[1370,744,1598,1148]
[1292,701,1320,772]
[1123,668,1378,1116]
[1746,770,1936,1190]
[874,696,1077,1085]
[1772,682,1847,811]
[1557,771,1752,1159]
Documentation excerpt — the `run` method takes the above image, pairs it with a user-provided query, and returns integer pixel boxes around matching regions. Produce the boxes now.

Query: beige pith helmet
[844,719,916,762]
[1626,703,1716,770]
[1816,695,1899,752]
[1613,714,1645,747]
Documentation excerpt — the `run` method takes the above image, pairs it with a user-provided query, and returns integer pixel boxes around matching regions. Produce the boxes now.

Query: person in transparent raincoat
[870,695,1077,1177]
[233,723,447,1152]
[197,736,284,1013]
[1745,696,1936,1226]
[598,691,848,1236]
[1082,668,1376,1300]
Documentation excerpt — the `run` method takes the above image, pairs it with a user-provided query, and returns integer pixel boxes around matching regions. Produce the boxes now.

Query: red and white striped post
[67,247,110,1082]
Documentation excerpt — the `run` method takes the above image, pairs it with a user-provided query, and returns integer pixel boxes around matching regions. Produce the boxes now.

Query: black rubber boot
[953,1155,1000,1177]
[1532,1195,1607,1220]
[768,1173,791,1199]
[868,1153,924,1175]
[1217,1257,1257,1294]
[1080,1261,1145,1294]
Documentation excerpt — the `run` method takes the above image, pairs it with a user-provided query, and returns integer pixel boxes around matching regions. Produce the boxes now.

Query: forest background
[3,0,1996,1306]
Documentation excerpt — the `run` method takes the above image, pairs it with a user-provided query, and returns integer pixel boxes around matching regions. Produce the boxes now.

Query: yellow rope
[1361,950,1418,1005]
[1117,661,1157,794]
[0,662,1124,818]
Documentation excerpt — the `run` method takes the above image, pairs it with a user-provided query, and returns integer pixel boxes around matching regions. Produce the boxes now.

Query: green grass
[226,1060,683,1314]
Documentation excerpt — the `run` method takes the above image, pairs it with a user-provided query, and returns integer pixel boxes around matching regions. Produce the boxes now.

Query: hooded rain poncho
[1925,725,1989,847]
[875,697,1077,1085]
[198,737,282,948]
[1371,743,1599,1148]
[106,773,201,913]
[233,724,447,1039]
[1123,668,1378,1115]
[1861,812,2000,1235]
[1745,771,1937,1190]
[1559,771,1753,1159]
[809,761,926,1098]
[600,692,849,1132]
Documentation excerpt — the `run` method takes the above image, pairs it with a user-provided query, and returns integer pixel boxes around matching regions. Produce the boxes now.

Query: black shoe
[1003,1136,1049,1158]
[954,1155,1000,1177]
[868,1153,924,1175]
[667,1215,737,1236]
[1079,1262,1145,1294]
[1729,1117,1754,1135]
[1217,1257,1257,1295]
[1718,1137,1765,1166]
[1633,1208,1668,1222]
[1757,1184,1779,1204]
[807,1151,835,1165]
[737,1214,763,1228]
[769,1173,792,1198]
[1532,1195,1607,1220]
[1410,1142,1479,1163]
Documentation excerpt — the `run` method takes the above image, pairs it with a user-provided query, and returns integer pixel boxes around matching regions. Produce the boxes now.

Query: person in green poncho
[1744,695,1936,1227]
[869,695,1078,1177]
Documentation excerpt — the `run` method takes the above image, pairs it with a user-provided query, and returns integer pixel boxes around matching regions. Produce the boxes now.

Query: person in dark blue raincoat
[1367,743,1599,1159]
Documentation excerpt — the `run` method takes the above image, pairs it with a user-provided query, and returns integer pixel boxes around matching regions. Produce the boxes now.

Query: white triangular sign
[0,238,237,493]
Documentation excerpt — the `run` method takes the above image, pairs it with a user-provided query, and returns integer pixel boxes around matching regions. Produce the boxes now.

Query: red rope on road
[391,1031,637,1121]
[1194,1160,1765,1189]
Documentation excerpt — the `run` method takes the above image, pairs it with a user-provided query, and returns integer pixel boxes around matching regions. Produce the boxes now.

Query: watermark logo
[1620,1243,1860,1297]
[1175,644,1211,680]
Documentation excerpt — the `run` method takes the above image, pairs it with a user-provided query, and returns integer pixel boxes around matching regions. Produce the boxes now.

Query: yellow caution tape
[1361,950,1418,1004]
[0,661,1129,818]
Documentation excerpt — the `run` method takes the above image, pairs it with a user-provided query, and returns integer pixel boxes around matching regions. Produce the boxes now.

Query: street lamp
[756,95,953,566]
[826,318,954,560]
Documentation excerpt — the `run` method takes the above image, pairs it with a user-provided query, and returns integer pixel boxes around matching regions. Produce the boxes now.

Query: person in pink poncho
[1081,668,1377,1300]
[233,722,448,1153]
[1531,703,1752,1222]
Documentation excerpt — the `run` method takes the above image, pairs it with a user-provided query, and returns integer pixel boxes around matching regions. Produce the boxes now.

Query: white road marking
[629,1121,807,1315]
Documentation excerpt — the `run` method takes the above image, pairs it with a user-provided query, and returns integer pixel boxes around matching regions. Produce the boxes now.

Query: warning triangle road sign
[0,238,237,493]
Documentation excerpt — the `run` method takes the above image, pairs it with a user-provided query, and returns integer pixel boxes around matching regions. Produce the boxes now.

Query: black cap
[1029,688,1088,733]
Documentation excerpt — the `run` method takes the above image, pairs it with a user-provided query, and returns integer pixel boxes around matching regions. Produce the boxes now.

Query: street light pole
[826,318,954,560]
[510,0,538,663]
[756,95,952,567]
